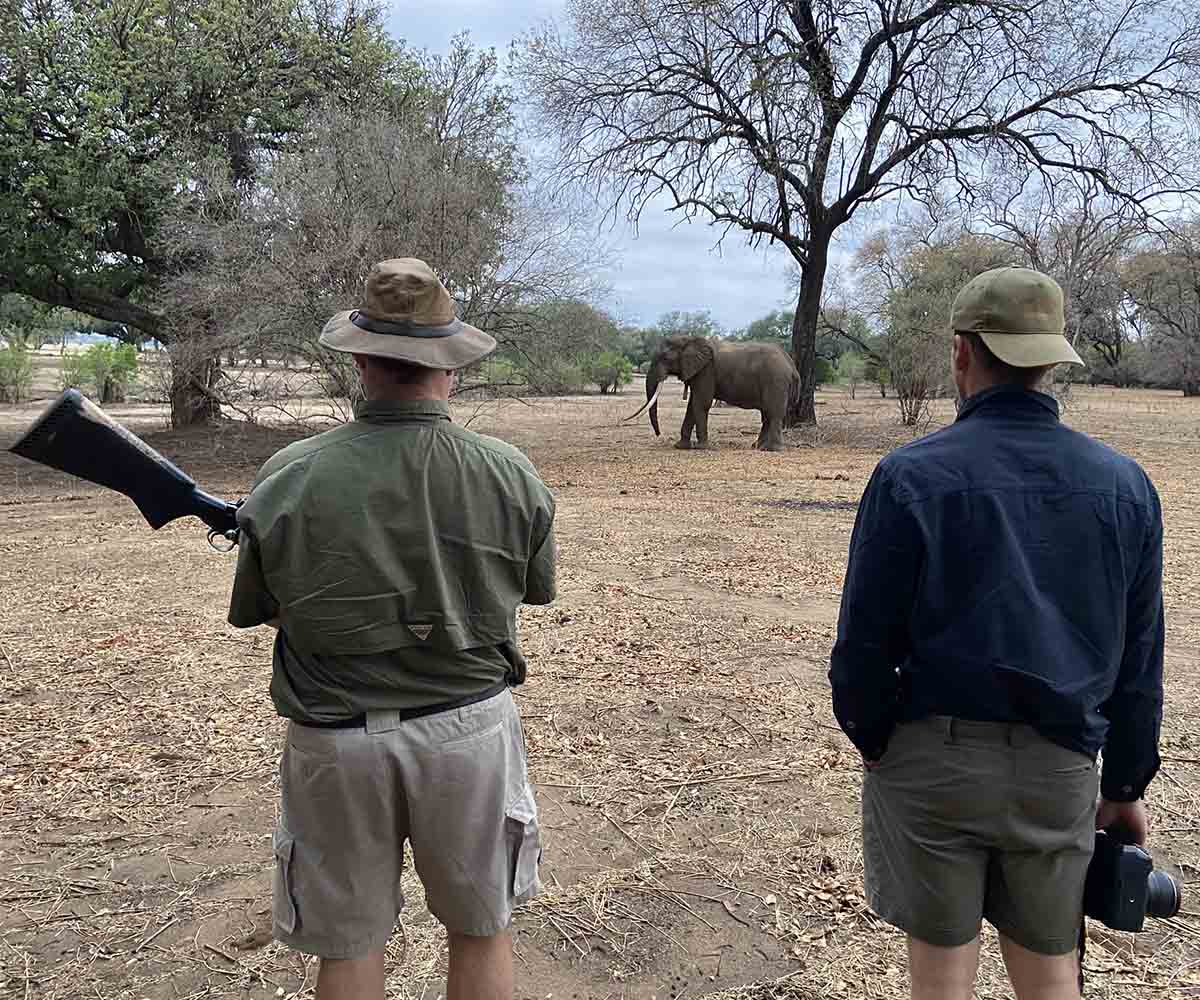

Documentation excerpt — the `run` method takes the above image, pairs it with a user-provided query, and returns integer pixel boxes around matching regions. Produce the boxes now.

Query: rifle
[8,388,243,550]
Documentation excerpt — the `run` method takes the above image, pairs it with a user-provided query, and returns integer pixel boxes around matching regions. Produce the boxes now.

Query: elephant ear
[679,338,714,381]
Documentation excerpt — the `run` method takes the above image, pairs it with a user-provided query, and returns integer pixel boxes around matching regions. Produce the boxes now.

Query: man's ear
[951,334,970,375]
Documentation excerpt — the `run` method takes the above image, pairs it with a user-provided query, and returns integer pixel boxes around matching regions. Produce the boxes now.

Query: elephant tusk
[623,385,660,422]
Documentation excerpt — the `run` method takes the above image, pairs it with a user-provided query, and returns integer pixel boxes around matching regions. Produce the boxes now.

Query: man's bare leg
[999,934,1081,1000]
[447,930,513,1000]
[908,936,980,1000]
[316,951,385,1000]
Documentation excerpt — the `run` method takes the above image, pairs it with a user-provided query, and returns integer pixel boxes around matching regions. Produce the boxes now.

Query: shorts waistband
[926,715,1039,747]
[293,680,510,731]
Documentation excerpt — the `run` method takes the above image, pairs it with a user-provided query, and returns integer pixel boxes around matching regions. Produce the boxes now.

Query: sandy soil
[1,381,1199,999]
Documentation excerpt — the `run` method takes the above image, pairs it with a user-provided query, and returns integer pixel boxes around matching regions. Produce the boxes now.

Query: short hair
[359,354,433,384]
[958,332,1053,389]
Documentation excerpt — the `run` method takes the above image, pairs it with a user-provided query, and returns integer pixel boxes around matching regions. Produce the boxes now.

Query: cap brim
[978,332,1085,368]
[319,311,497,369]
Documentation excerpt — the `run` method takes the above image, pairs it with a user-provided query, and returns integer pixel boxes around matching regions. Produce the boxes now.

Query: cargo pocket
[506,786,541,900]
[272,829,298,935]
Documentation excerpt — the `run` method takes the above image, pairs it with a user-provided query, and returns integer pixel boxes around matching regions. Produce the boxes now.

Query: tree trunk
[787,242,828,426]
[169,345,223,427]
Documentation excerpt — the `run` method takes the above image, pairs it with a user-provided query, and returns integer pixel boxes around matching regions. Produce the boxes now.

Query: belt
[293,680,510,730]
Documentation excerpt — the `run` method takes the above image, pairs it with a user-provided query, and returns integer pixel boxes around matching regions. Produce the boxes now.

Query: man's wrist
[1100,777,1146,803]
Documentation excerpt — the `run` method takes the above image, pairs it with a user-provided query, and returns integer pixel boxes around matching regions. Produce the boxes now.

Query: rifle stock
[8,389,241,545]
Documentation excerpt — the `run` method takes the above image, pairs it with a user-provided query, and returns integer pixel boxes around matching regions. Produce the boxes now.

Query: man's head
[948,266,1083,402]
[352,354,455,401]
[319,257,495,400]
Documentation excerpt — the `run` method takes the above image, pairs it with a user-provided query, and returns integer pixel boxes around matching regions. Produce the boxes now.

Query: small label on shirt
[408,624,433,641]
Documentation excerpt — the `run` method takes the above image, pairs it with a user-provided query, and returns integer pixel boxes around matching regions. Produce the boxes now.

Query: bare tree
[1123,224,1200,397]
[974,173,1141,379]
[157,39,611,423]
[518,0,1200,425]
[852,225,1016,424]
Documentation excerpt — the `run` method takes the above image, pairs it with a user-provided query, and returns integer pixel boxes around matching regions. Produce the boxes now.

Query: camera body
[1083,828,1181,931]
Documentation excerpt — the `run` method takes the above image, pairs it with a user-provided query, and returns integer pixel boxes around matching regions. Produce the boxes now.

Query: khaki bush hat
[950,266,1084,367]
[320,258,496,369]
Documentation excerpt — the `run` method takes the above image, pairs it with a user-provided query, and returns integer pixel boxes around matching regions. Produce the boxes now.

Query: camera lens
[1146,869,1183,919]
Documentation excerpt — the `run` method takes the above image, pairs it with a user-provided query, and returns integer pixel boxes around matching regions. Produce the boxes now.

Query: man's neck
[364,388,448,404]
[963,376,1039,400]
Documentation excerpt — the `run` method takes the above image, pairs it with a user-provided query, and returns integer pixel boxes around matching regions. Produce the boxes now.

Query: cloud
[391,2,852,330]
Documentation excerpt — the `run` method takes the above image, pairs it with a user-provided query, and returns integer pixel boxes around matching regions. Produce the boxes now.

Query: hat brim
[977,332,1085,368]
[319,311,497,370]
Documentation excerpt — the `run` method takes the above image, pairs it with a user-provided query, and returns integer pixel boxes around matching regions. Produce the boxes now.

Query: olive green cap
[950,266,1084,368]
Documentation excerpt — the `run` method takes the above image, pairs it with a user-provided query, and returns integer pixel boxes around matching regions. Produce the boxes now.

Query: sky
[387,1,804,331]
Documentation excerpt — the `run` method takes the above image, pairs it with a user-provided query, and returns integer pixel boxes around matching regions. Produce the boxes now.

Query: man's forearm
[1102,508,1165,802]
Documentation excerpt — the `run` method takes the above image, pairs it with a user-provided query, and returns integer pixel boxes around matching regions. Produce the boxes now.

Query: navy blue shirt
[829,386,1164,802]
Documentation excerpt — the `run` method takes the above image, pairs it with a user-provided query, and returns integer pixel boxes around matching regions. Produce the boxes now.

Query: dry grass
[1,383,1199,999]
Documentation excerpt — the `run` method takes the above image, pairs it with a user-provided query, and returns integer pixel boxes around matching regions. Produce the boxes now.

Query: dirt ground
[2,380,1200,1000]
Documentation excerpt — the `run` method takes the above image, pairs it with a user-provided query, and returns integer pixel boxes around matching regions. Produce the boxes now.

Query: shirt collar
[955,385,1060,424]
[353,399,451,424]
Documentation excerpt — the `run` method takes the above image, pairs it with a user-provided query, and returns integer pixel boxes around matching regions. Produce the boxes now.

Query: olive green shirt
[227,399,556,723]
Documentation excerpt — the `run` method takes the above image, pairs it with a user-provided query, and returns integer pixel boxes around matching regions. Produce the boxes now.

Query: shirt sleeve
[227,529,280,628]
[1099,489,1165,802]
[524,508,557,606]
[828,463,922,760]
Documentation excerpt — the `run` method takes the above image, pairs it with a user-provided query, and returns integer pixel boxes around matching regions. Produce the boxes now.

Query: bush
[0,344,34,402]
[582,351,633,394]
[814,356,835,385]
[61,343,140,402]
[59,352,90,390]
[835,352,865,397]
[87,343,139,402]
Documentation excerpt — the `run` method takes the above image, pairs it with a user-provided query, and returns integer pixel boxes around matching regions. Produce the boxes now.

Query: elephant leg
[676,404,695,449]
[691,384,715,448]
[754,413,770,449]
[761,412,785,452]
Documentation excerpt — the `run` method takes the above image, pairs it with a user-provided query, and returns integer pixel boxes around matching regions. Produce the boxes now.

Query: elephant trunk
[646,365,663,436]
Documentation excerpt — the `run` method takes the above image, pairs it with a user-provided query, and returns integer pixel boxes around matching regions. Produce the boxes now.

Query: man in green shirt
[228,258,556,1000]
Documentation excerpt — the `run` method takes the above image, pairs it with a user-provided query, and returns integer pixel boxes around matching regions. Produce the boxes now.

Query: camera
[1083,828,1182,931]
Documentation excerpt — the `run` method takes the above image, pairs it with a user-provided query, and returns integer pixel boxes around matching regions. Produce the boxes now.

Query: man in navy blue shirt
[830,267,1163,1000]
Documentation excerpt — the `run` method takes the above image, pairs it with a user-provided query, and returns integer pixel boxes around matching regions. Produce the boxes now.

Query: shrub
[0,344,34,402]
[59,352,90,390]
[835,352,865,398]
[582,351,633,393]
[86,343,139,402]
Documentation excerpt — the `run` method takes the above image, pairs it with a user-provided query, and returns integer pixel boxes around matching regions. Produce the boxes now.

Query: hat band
[350,310,456,338]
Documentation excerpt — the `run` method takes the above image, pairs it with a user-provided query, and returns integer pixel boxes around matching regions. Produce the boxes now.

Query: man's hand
[1095,798,1150,845]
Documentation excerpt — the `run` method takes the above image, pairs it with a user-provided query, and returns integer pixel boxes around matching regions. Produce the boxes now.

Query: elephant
[627,335,800,451]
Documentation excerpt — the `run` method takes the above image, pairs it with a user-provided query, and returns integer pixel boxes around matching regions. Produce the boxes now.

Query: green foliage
[0,294,57,349]
[0,345,34,402]
[814,357,835,384]
[0,0,412,341]
[583,351,633,393]
[63,343,140,402]
[836,352,865,383]
[502,298,624,395]
[854,230,1015,423]
[59,353,90,390]
[732,309,791,346]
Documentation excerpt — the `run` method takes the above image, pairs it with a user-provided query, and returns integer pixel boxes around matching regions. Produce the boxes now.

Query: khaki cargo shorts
[271,688,541,958]
[863,716,1098,955]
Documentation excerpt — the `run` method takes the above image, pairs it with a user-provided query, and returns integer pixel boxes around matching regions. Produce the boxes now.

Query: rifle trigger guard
[208,528,239,552]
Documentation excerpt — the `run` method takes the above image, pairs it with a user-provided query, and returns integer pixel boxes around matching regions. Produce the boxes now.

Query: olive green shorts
[862,716,1098,955]
[271,689,541,958]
